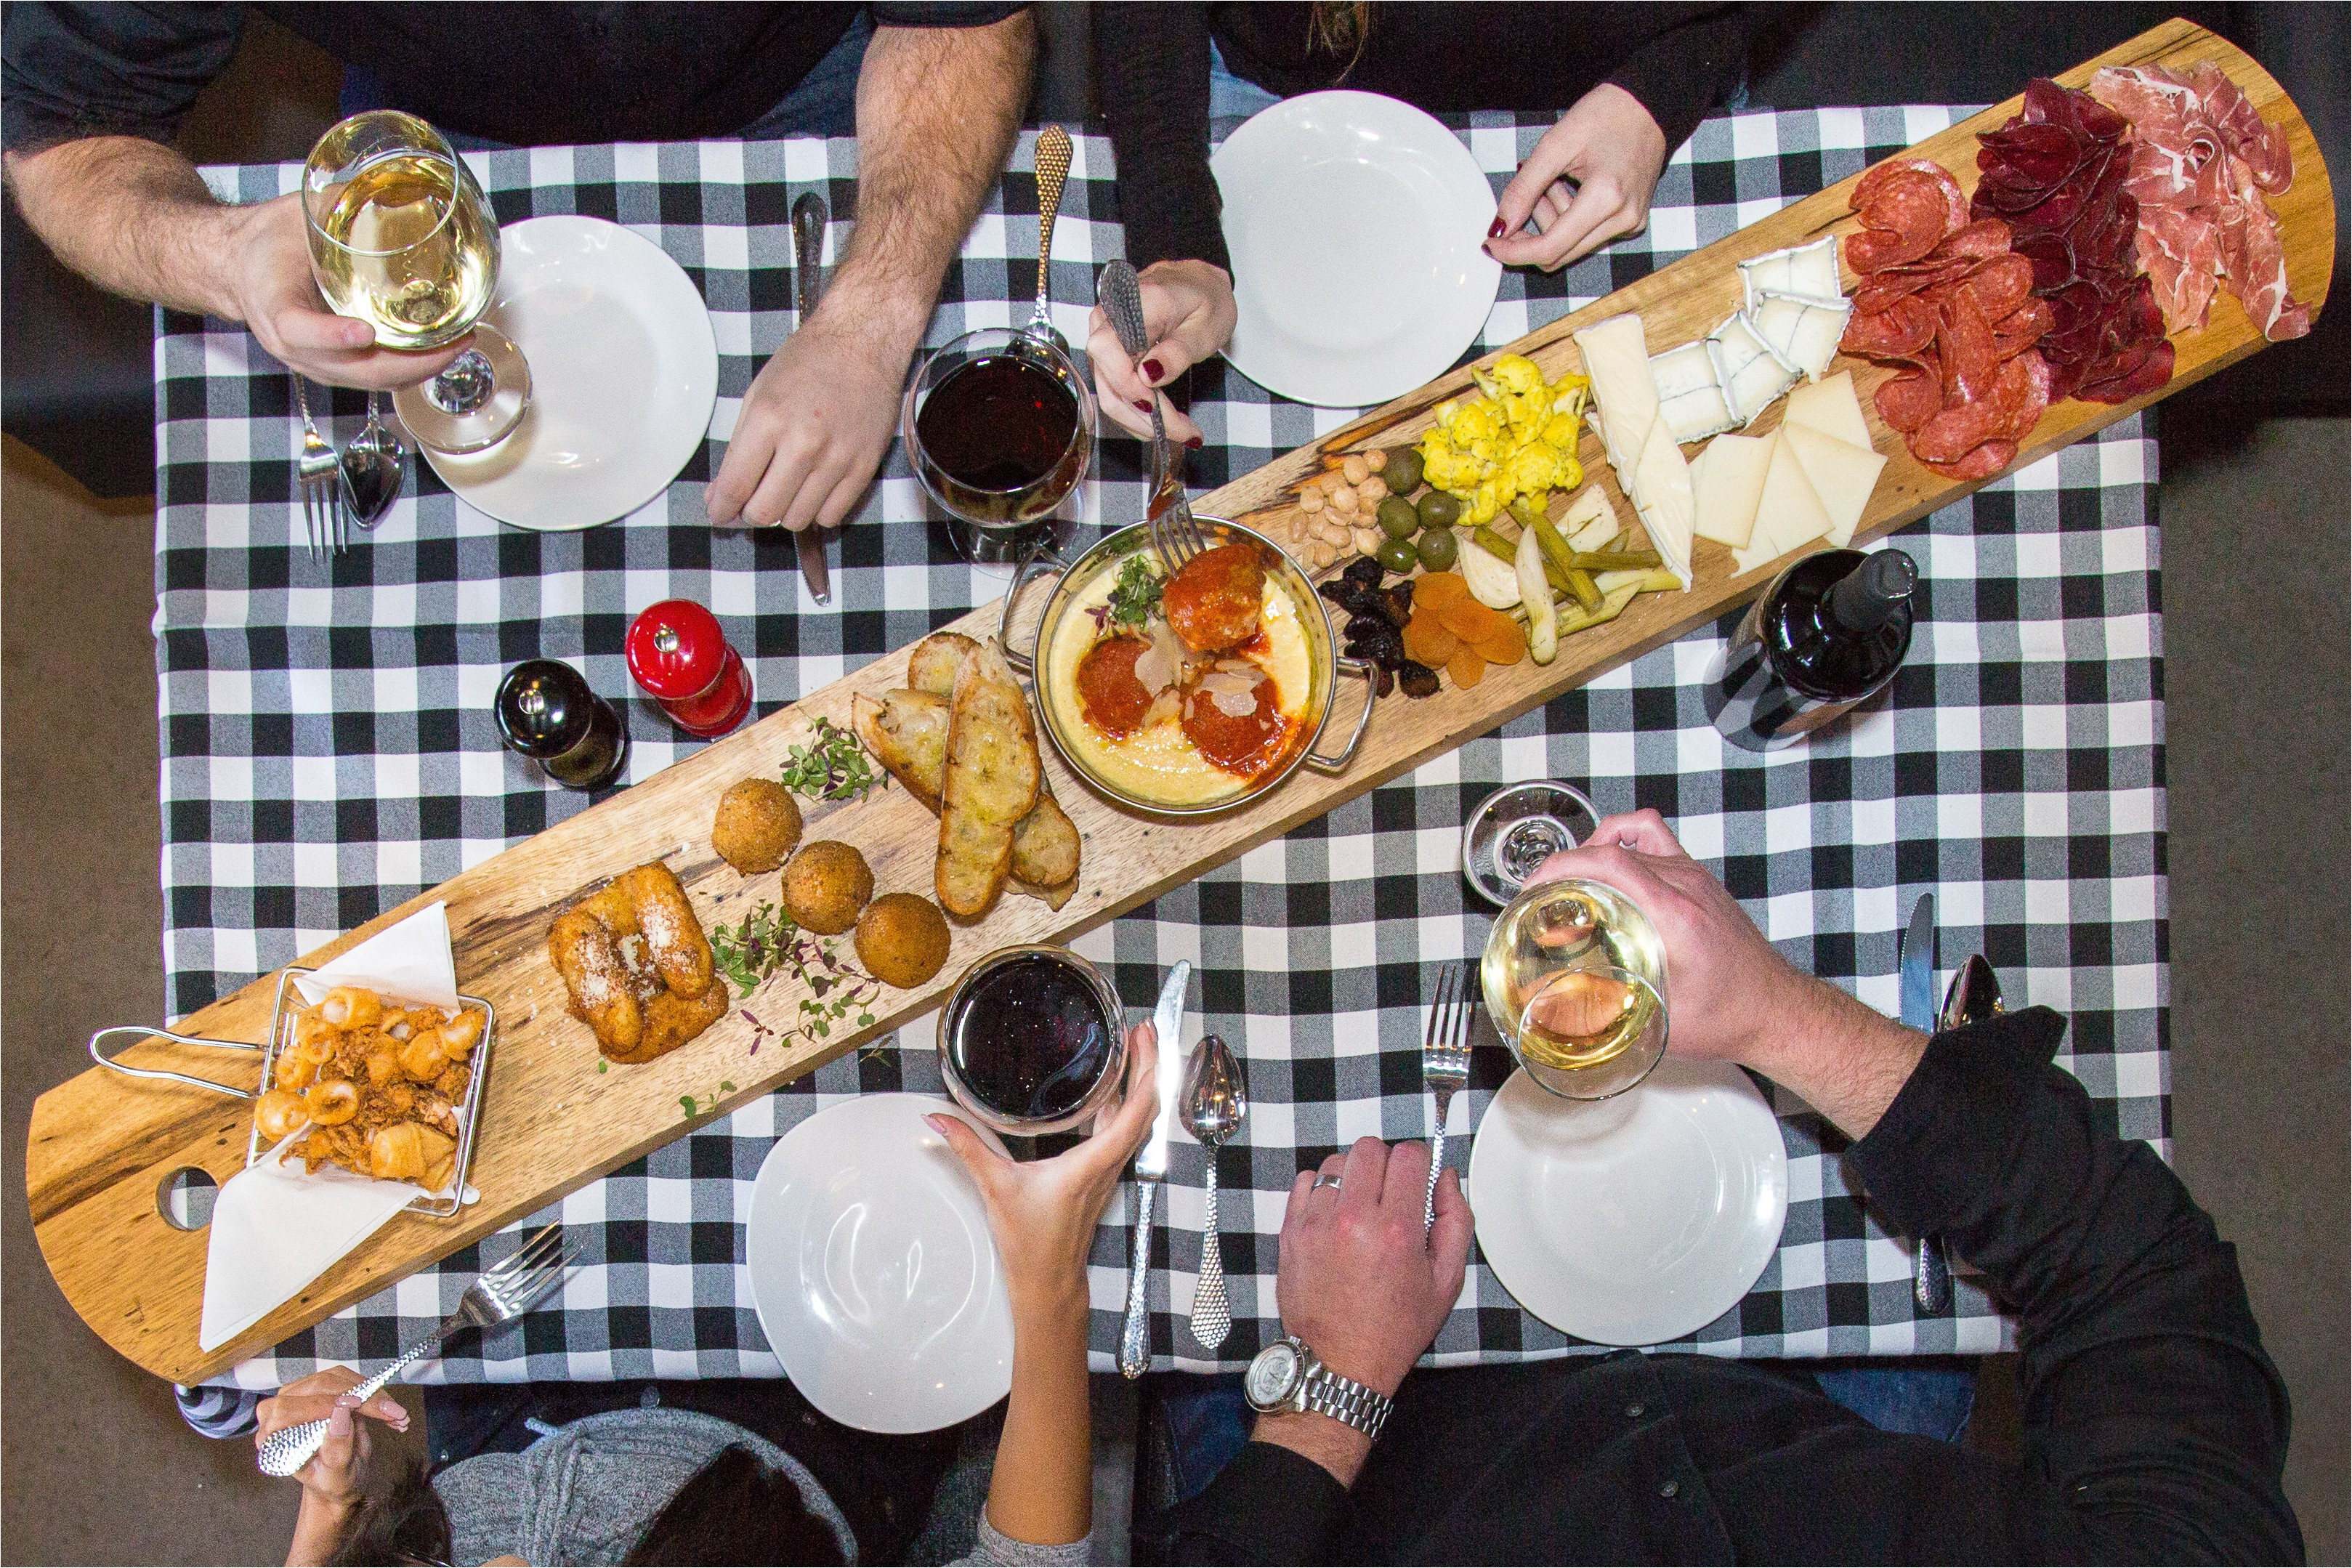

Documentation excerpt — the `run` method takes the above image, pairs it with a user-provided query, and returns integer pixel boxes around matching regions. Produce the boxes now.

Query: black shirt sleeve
[1849,1010,2303,1562]
[1136,1438,1351,1565]
[1603,5,1758,158]
[1091,1,1229,275]
[1,1,243,155]
[867,2,1027,25]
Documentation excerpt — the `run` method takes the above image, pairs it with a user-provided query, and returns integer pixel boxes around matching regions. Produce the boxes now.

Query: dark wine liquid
[915,355,1081,523]
[945,955,1115,1122]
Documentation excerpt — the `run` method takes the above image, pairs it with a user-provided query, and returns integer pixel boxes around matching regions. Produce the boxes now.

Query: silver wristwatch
[1242,1335,1392,1441]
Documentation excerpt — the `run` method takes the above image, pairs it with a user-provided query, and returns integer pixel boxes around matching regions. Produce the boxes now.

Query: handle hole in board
[156,1166,220,1231]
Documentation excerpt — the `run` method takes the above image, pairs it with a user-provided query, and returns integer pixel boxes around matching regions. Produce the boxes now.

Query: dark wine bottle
[1704,547,1917,752]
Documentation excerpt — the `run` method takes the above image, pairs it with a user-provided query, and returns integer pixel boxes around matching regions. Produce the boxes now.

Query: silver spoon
[1181,1032,1246,1350]
[1024,125,1072,351]
[1915,955,2006,1313]
[341,390,405,528]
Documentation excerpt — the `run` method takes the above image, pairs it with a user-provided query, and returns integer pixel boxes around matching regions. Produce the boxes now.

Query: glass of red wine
[936,944,1128,1138]
[903,327,1095,565]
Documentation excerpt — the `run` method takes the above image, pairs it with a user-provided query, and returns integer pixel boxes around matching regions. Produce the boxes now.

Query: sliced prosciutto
[2090,61,2311,342]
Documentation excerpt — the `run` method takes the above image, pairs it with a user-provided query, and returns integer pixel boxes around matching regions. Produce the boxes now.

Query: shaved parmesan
[1779,422,1887,548]
[1754,429,1833,556]
[1782,371,1872,451]
[1692,432,1774,549]
[1630,419,1696,589]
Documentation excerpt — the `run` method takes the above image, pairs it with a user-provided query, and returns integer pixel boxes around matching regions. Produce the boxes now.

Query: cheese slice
[1755,429,1833,556]
[1706,312,1797,425]
[1779,421,1888,548]
[1773,294,1854,381]
[1652,342,1735,444]
[1739,237,1843,310]
[1745,294,1814,371]
[1559,483,1622,552]
[1691,432,1774,549]
[1572,315,1657,474]
[1630,418,1697,588]
[1782,371,1872,451]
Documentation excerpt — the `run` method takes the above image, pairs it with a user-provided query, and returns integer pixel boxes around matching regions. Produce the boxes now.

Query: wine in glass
[1481,876,1668,1100]
[903,327,1095,565]
[302,110,528,453]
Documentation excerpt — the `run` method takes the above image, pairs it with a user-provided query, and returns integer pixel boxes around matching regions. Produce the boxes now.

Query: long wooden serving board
[32,20,2332,1382]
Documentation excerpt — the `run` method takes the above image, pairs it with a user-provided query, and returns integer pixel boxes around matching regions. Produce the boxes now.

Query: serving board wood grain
[32,20,2332,1382]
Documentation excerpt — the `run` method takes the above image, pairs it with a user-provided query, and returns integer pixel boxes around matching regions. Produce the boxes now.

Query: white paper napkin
[198,902,462,1351]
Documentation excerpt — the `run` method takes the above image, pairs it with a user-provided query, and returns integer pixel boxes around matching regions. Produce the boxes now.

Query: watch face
[1244,1341,1301,1410]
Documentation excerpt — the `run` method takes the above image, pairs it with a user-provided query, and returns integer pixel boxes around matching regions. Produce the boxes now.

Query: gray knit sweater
[432,1407,1090,1567]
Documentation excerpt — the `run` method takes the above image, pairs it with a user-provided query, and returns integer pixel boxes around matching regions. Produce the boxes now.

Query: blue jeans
[337,11,870,150]
[1207,40,1281,124]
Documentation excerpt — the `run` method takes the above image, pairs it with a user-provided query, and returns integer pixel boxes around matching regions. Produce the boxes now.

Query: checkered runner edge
[151,109,2167,1389]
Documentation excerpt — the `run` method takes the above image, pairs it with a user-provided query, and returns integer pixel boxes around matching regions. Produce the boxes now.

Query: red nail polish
[1135,399,1154,413]
[1488,218,1507,239]
[1141,357,1165,383]
[1186,436,1204,450]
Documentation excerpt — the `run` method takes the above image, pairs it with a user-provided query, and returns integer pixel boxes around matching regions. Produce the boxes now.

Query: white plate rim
[1466,1058,1790,1346]
[1211,89,1503,408]
[744,1092,1015,1433]
[403,214,719,531]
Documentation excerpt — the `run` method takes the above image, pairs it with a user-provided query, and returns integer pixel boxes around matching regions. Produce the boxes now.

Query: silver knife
[1120,958,1190,1378]
[788,192,832,606]
[1898,892,1952,1313]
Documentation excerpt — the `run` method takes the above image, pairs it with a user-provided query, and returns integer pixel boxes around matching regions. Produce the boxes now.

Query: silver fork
[1096,260,1208,573]
[1422,961,1475,1234]
[256,1224,575,1476]
[292,377,344,559]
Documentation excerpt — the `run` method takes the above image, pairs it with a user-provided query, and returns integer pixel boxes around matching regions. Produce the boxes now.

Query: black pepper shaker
[495,659,629,790]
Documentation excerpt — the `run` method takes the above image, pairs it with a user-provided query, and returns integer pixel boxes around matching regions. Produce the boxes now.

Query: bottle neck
[1823,550,1917,634]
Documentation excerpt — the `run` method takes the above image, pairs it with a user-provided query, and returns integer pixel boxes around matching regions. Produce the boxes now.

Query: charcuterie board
[29,19,2332,1382]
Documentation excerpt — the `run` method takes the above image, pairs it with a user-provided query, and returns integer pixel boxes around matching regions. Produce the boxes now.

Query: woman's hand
[1485,83,1670,272]
[256,1367,408,1529]
[929,1020,1161,1309]
[1087,259,1236,445]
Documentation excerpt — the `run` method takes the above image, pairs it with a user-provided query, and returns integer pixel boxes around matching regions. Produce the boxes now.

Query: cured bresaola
[2089,61,2311,342]
[1839,158,2053,481]
[1971,79,2175,403]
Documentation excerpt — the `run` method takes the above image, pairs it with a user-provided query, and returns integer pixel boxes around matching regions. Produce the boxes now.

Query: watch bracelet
[1302,1365,1392,1440]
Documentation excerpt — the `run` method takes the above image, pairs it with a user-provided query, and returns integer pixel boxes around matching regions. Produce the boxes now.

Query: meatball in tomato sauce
[1162,543,1265,653]
[1076,634,1155,737]
[1183,669,1290,777]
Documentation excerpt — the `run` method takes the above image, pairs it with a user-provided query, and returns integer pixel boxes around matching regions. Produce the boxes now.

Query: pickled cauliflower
[1417,354,1591,525]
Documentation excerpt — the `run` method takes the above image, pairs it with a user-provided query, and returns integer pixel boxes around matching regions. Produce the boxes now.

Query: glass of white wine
[1481,876,1668,1100]
[302,111,528,453]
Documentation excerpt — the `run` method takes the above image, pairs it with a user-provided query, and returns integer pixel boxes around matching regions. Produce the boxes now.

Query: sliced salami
[1874,363,1946,433]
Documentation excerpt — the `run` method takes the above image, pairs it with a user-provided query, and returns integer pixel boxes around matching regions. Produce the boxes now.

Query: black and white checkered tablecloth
[155,109,2167,1389]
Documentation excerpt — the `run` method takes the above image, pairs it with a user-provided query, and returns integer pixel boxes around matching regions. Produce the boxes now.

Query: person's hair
[328,1443,844,1567]
[1307,1,1373,81]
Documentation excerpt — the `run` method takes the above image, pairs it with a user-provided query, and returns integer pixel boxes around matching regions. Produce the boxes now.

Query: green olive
[1417,490,1463,530]
[1376,496,1421,540]
[1374,536,1419,575]
[1381,448,1424,495]
[1415,528,1460,570]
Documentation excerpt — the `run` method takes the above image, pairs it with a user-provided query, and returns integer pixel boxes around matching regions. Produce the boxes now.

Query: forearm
[285,1492,353,1568]
[1604,6,1754,156]
[1094,2,1226,272]
[1742,971,1928,1139]
[985,1280,1094,1547]
[825,15,1033,353]
[4,137,251,317]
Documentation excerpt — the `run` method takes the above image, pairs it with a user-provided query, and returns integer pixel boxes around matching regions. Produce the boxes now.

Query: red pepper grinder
[626,599,754,739]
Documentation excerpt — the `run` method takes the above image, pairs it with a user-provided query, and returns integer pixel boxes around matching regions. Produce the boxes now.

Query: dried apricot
[1402,611,1459,667]
[1413,570,1470,610]
[1447,644,1486,689]
[1470,619,1527,665]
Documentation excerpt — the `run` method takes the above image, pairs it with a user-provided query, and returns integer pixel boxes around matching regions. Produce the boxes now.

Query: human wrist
[807,266,929,357]
[1748,977,1928,1138]
[1250,1407,1374,1487]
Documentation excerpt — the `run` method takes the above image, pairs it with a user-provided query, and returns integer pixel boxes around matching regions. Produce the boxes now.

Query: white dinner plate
[745,1094,1014,1433]
[400,214,719,530]
[1211,91,1503,408]
[1467,1058,1789,1346]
